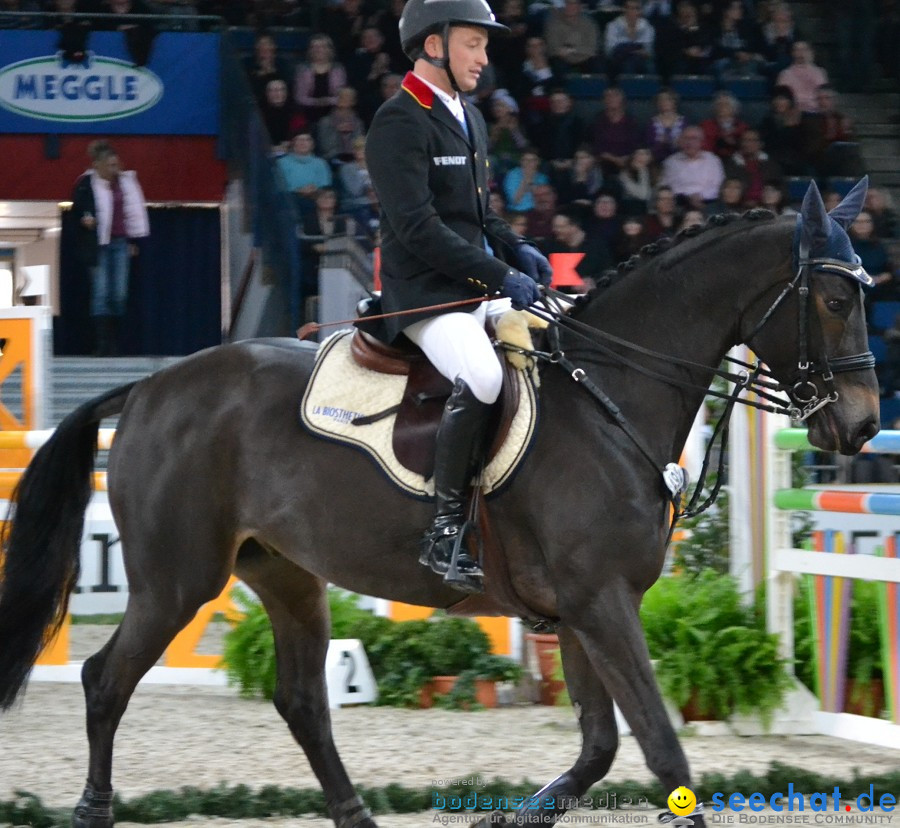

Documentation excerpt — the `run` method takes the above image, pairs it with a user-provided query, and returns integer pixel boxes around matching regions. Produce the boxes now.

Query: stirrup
[419,520,484,593]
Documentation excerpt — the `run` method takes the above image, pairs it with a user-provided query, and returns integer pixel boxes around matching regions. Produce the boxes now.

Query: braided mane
[570,208,777,315]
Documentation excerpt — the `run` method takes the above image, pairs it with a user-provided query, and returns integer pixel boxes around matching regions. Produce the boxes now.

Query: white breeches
[403,298,511,404]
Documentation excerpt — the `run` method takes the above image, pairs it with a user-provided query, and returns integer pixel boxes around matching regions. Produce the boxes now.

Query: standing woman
[72,140,149,356]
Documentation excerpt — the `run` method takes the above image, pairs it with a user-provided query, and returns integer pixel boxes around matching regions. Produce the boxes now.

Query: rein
[506,257,875,526]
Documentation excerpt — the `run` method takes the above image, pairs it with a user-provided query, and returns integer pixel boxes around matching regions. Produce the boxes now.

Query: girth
[349,329,520,479]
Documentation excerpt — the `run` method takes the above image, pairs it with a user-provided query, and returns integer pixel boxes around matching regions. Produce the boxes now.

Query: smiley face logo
[668,786,696,816]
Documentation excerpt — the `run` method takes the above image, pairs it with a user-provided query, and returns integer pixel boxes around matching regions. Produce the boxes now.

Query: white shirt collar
[414,71,465,123]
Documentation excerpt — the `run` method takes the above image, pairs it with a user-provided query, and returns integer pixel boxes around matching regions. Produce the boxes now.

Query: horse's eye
[826,299,845,313]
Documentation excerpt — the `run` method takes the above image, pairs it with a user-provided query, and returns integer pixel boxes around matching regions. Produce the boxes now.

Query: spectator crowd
[2,0,898,394]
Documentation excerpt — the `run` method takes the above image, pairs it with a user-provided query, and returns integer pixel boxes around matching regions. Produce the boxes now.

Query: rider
[363,0,552,592]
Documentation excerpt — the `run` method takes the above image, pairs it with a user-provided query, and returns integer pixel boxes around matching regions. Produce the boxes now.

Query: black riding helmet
[399,0,510,90]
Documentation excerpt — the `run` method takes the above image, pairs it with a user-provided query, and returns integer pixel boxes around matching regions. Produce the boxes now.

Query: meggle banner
[0,30,220,134]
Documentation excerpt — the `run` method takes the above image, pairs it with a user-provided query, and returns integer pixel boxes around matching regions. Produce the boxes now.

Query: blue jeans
[91,237,130,318]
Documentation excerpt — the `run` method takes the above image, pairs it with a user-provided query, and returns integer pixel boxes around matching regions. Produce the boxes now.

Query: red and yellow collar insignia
[401,71,434,109]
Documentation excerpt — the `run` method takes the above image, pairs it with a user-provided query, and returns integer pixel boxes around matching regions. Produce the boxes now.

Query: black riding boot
[419,379,491,593]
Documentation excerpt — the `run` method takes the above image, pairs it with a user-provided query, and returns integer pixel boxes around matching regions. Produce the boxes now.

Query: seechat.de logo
[0,52,163,122]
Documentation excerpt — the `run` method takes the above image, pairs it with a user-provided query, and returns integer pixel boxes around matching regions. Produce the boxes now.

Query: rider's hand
[502,269,542,310]
[516,242,553,287]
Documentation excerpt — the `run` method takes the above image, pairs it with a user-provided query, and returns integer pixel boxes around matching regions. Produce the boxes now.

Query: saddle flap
[392,360,454,478]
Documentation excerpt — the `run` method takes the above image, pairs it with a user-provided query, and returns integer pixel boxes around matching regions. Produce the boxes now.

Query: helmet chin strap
[421,23,461,93]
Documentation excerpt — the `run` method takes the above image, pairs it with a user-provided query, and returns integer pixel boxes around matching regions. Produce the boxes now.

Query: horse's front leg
[567,580,706,828]
[472,627,619,828]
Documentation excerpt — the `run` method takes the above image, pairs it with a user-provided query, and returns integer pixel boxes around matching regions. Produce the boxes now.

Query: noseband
[744,241,876,421]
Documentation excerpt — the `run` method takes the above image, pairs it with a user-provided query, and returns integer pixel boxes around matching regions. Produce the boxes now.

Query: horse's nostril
[857,418,879,446]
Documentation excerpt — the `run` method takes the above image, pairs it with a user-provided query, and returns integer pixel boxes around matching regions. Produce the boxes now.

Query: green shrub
[641,569,792,723]
[221,590,507,707]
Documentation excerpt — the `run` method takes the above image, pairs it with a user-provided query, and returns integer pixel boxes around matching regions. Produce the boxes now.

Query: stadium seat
[828,176,858,196]
[670,74,716,99]
[786,176,814,203]
[722,75,769,100]
[566,74,609,99]
[869,334,887,364]
[617,74,661,99]
[871,301,900,332]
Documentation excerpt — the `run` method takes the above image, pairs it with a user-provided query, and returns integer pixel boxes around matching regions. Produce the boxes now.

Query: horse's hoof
[469,810,509,827]
[72,783,114,828]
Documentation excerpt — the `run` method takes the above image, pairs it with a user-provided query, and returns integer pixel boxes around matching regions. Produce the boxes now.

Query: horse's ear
[827,175,869,229]
[799,179,829,249]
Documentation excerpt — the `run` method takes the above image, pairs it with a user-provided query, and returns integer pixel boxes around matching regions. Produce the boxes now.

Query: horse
[0,181,881,828]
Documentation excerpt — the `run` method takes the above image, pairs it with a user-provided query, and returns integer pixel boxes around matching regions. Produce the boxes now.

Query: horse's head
[745,178,880,454]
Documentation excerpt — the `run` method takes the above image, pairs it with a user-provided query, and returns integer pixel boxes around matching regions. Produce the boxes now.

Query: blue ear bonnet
[793,177,873,287]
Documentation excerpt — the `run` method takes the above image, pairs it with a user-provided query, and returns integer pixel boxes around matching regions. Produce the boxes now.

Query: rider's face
[446,26,489,93]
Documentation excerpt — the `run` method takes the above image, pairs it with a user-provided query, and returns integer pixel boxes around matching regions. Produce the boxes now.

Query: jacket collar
[401,71,473,147]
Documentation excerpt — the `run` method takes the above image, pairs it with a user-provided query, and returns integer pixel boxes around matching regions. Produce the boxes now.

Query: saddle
[349,328,520,480]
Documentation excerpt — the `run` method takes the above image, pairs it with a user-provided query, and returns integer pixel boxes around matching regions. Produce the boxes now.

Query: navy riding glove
[516,242,553,287]
[502,269,542,310]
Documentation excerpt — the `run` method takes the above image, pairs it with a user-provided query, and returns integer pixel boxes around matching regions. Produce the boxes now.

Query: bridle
[742,240,876,422]
[503,241,876,522]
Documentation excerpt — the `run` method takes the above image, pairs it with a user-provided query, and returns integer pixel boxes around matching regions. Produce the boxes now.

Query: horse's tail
[0,381,137,710]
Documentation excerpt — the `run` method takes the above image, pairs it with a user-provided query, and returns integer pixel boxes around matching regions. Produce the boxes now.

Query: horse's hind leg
[569,583,705,827]
[236,543,378,828]
[479,627,619,827]
[76,547,233,827]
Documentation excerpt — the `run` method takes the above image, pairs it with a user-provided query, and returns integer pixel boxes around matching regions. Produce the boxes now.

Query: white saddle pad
[300,331,538,499]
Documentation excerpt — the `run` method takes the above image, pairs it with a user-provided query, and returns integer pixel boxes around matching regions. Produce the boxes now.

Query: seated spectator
[533,88,585,184]
[338,136,375,227]
[758,85,815,176]
[761,2,800,79]
[373,0,407,74]
[547,209,614,290]
[277,132,333,214]
[604,0,656,80]
[678,208,706,230]
[488,90,530,176]
[526,184,559,245]
[346,26,393,116]
[724,128,782,207]
[508,212,529,236]
[708,176,747,213]
[806,84,859,177]
[711,0,765,80]
[882,313,900,399]
[517,37,558,129]
[362,72,401,126]
[616,214,653,260]
[646,88,688,165]
[316,86,365,164]
[659,125,725,206]
[504,148,550,213]
[851,210,898,302]
[865,187,899,241]
[320,0,366,65]
[261,79,307,152]
[556,147,605,208]
[543,0,601,75]
[759,179,796,216]
[294,34,347,126]
[700,91,747,162]
[300,187,350,307]
[619,147,655,215]
[591,87,643,177]
[491,0,532,88]
[586,194,624,249]
[775,41,828,113]
[644,184,679,238]
[666,0,714,76]
[346,26,389,87]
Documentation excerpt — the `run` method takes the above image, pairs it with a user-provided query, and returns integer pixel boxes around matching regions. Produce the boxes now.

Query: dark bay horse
[0,185,881,828]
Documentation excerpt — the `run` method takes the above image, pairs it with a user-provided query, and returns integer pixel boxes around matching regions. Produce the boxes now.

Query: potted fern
[641,569,793,724]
